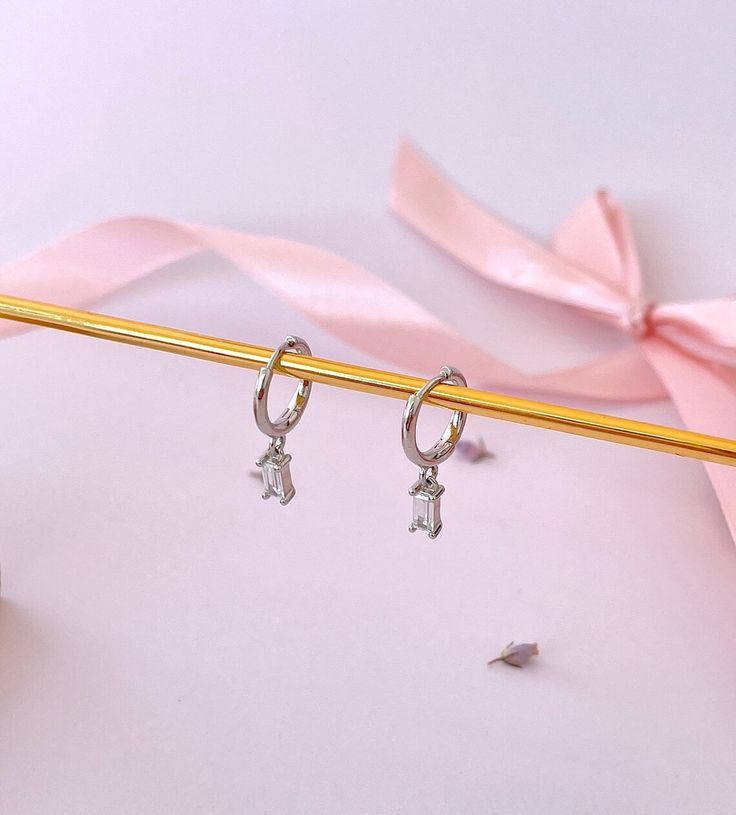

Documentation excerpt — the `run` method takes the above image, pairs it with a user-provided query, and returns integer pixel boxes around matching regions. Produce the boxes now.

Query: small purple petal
[488,641,539,668]
[502,642,539,667]
[457,437,495,464]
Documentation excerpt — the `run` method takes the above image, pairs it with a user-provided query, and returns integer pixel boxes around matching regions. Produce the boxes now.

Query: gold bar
[1,292,735,467]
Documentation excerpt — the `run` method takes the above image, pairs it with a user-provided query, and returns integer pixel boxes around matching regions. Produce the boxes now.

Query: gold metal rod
[1,292,735,468]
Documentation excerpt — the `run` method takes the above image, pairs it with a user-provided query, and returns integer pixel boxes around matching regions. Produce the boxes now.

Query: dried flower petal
[457,437,495,464]
[487,641,539,668]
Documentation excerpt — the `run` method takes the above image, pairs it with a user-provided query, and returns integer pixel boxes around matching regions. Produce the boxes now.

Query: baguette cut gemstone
[256,447,295,505]
[408,476,445,538]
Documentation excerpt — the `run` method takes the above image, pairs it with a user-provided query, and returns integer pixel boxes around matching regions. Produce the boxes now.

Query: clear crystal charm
[408,471,445,539]
[256,440,296,505]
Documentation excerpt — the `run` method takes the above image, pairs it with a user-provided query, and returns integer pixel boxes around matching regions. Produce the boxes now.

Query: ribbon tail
[640,337,736,542]
[0,217,202,334]
[0,216,666,402]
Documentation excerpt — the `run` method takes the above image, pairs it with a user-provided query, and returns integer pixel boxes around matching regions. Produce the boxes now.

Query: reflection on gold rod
[1,292,735,468]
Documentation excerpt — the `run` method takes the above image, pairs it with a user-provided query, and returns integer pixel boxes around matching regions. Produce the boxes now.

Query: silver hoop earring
[254,336,312,505]
[402,365,468,538]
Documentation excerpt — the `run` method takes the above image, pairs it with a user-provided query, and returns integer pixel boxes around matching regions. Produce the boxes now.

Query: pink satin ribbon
[1,140,735,539]
[391,141,736,542]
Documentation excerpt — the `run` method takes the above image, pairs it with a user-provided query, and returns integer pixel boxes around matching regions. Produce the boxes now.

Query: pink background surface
[2,3,736,813]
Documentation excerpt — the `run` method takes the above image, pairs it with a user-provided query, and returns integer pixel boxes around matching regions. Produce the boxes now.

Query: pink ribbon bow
[1,141,734,539]
[391,141,736,541]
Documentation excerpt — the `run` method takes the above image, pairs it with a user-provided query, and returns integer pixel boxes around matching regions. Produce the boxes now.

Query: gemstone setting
[408,475,445,539]
[256,446,296,505]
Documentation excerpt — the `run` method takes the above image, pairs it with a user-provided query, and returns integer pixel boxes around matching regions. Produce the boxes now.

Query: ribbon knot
[622,301,655,340]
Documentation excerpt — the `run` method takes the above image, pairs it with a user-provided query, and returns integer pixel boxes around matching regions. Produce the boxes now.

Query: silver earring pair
[253,338,469,537]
